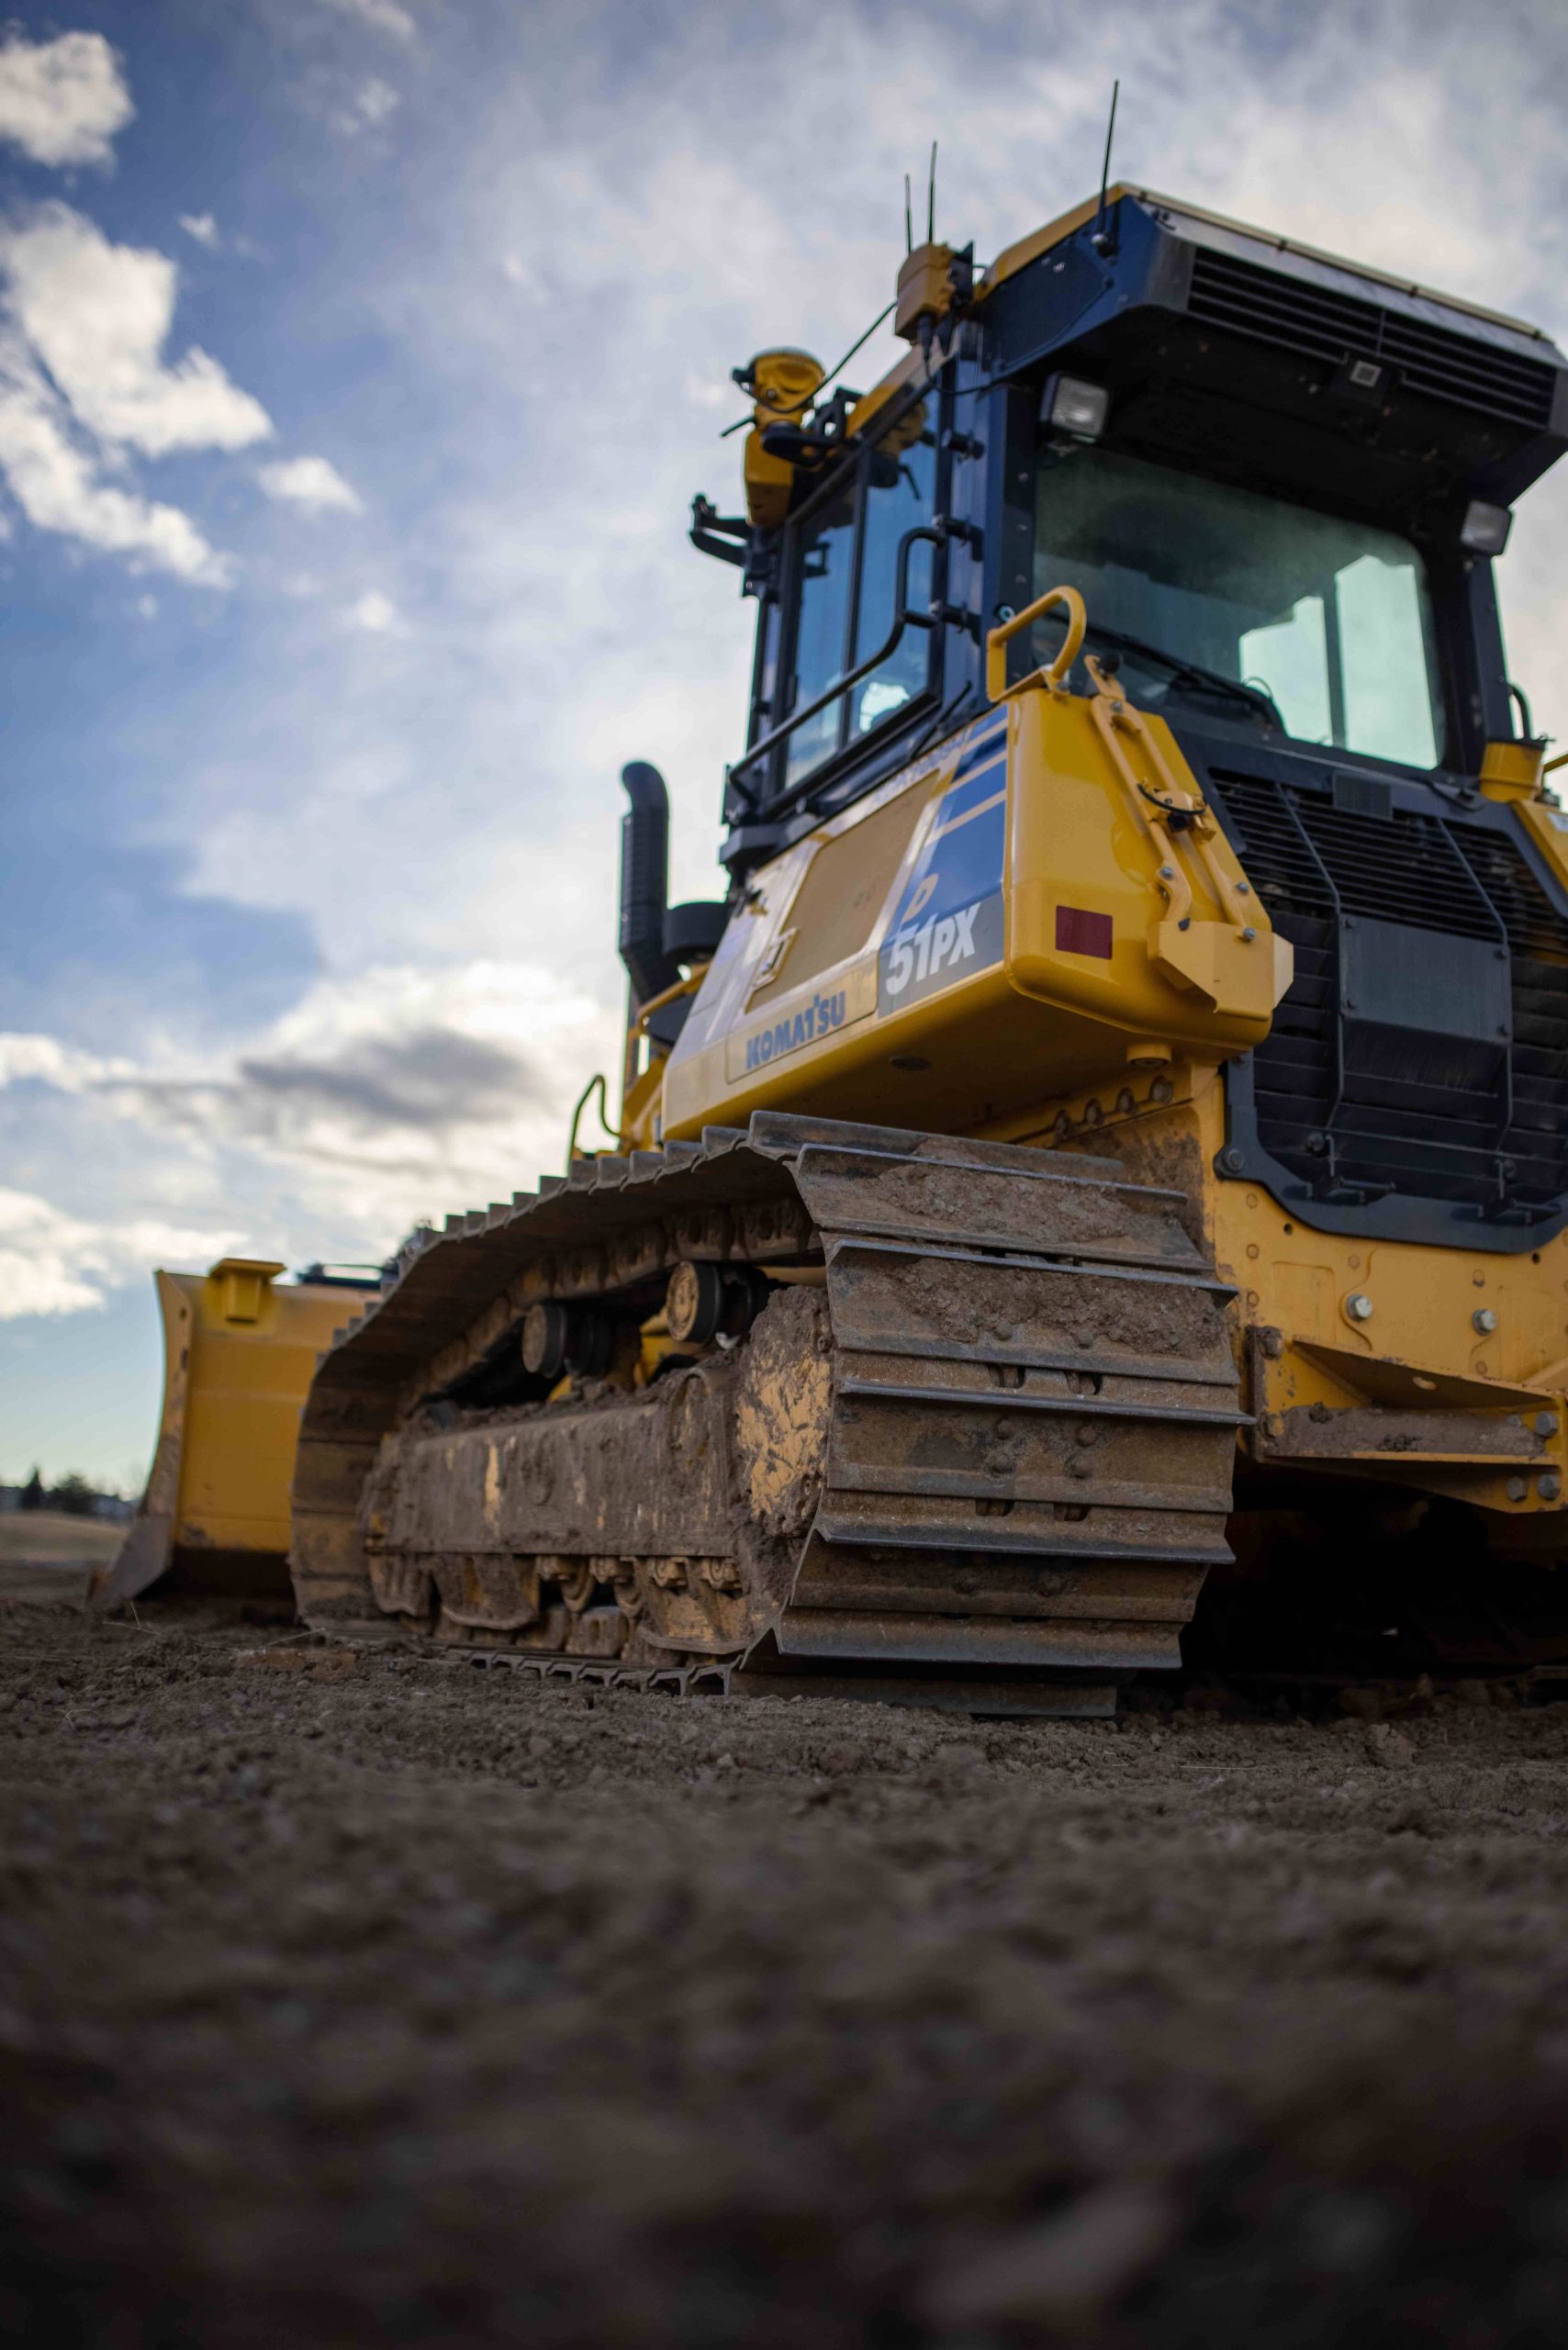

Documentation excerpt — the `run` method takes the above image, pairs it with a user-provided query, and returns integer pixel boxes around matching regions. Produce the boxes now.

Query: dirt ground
[0,1511,121,1604]
[6,1565,1568,2346]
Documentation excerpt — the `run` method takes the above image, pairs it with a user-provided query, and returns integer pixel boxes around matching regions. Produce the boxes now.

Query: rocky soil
[5,1576,1568,2345]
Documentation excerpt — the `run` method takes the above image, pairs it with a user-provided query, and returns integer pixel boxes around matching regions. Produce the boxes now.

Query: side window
[784,485,856,789]
[851,404,935,736]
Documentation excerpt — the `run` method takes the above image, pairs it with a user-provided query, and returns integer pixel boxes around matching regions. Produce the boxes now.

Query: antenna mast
[1091,81,1120,253]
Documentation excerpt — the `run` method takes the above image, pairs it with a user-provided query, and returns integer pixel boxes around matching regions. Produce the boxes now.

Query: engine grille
[1208,771,1568,1222]
[1186,248,1557,433]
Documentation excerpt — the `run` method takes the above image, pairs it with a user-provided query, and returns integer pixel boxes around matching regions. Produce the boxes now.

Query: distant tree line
[17,1469,106,1517]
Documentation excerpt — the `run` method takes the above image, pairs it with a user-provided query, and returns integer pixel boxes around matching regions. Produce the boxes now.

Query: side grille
[1209,771,1568,1223]
[1186,248,1557,433]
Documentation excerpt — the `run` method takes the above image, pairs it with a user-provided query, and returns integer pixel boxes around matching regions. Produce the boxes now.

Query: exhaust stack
[619,760,677,1006]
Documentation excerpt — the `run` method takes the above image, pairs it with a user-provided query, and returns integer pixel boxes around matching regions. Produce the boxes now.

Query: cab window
[778,397,937,795]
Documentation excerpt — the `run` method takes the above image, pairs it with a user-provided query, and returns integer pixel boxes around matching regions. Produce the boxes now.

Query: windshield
[1032,444,1444,769]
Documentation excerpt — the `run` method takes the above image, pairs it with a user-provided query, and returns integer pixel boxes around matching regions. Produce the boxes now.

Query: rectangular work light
[1041,374,1109,442]
[1460,498,1513,555]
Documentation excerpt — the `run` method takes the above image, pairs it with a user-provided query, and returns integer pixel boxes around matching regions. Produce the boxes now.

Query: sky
[3,0,1568,1490]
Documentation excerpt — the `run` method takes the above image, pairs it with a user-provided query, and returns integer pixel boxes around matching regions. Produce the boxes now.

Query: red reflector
[1055,905,1114,959]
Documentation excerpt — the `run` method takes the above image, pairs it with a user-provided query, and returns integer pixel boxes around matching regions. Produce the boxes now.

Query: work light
[1041,375,1109,442]
[1460,498,1513,555]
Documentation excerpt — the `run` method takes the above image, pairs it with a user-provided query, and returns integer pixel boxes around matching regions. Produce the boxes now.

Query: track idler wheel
[521,1299,613,1381]
[666,1259,769,1345]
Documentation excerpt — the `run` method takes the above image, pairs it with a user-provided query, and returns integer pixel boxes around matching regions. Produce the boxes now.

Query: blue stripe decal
[935,760,1006,829]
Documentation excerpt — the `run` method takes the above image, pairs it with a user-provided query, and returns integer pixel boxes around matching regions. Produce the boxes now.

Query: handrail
[566,1072,615,1161]
[985,583,1086,702]
[730,524,944,805]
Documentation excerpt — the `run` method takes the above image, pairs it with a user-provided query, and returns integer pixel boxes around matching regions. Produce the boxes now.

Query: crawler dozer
[95,1258,381,1608]
[289,185,1568,1713]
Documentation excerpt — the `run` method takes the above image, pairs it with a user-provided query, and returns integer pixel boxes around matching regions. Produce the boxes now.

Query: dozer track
[291,1114,1244,1715]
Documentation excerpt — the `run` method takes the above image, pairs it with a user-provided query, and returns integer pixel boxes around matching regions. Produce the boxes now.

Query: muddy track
[294,1112,1242,1711]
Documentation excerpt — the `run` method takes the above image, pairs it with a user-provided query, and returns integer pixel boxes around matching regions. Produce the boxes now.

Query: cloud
[0,29,132,170]
[0,333,234,585]
[0,961,622,1265]
[335,75,400,134]
[0,1035,129,1089]
[0,205,272,457]
[239,1025,541,1134]
[258,453,364,514]
[0,1187,240,1320]
[178,212,219,251]
[320,0,418,41]
[345,587,400,632]
[0,203,276,581]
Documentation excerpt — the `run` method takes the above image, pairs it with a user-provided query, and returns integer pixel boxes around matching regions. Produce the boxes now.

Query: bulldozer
[143,184,1568,1713]
[94,1258,383,1610]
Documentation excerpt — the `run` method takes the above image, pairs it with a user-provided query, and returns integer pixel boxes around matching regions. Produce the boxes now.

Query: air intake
[1186,248,1557,433]
[1208,771,1568,1234]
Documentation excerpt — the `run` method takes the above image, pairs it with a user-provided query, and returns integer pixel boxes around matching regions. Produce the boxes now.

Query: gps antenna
[1091,80,1120,253]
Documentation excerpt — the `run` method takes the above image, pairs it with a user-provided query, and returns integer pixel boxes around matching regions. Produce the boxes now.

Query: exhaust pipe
[619,760,677,1007]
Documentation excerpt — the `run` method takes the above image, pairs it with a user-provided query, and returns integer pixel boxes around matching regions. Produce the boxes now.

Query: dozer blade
[290,1113,1244,1713]
[92,1259,375,1609]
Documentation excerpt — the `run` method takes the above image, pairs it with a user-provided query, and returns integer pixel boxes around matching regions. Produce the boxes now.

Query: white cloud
[258,453,364,514]
[0,961,622,1279]
[345,588,400,632]
[0,205,271,458]
[0,1034,127,1089]
[178,212,219,251]
[0,1187,240,1320]
[0,203,275,581]
[335,75,400,133]
[320,0,418,41]
[0,29,131,170]
[0,333,233,585]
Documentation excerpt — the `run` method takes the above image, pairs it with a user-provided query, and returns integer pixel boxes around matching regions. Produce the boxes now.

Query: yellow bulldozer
[114,184,1568,1713]
[94,1258,382,1610]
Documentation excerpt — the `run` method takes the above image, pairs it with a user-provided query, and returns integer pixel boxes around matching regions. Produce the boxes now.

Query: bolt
[1473,1307,1498,1335]
[1541,1474,1563,1502]
[1159,864,1174,879]
[1535,1412,1559,1438]
[1241,926,1257,942]
[1237,881,1250,895]
[1507,1477,1529,1503]
[1218,1147,1245,1175]
[1346,1292,1374,1322]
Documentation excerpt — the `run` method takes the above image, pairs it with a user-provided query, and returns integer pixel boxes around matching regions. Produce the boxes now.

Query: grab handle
[985,584,1086,703]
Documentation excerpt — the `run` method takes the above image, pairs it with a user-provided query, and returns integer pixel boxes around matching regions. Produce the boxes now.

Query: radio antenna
[903,173,913,254]
[1092,81,1119,252]
[926,140,937,242]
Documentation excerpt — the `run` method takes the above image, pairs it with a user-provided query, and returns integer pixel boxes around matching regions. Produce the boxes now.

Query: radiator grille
[1209,772,1568,1219]
[1186,248,1557,433]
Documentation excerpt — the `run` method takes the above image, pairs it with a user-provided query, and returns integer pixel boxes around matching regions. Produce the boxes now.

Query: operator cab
[705,185,1567,863]
[689,187,1568,1251]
